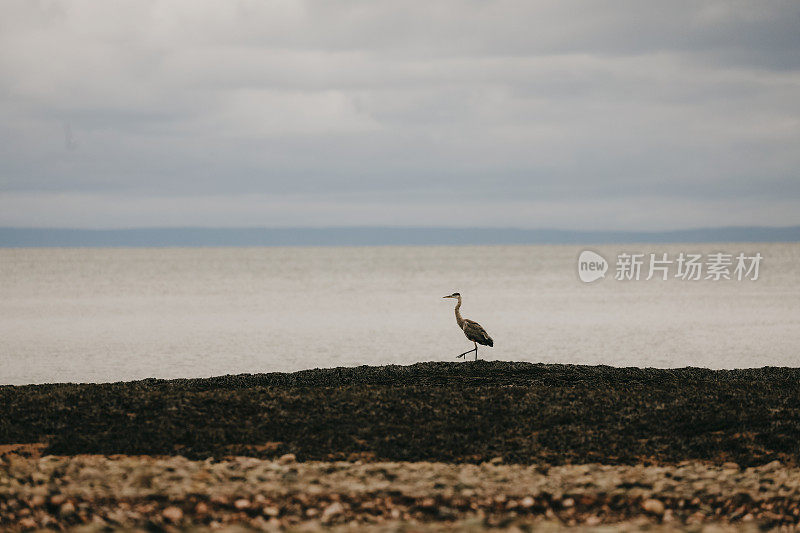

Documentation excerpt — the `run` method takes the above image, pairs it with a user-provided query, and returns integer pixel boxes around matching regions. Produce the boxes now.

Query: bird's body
[461,319,494,347]
[443,292,493,360]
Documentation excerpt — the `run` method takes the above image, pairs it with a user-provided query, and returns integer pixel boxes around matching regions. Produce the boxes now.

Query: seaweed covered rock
[1,362,799,465]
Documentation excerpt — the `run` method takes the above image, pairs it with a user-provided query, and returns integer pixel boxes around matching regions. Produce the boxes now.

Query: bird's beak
[442,295,452,298]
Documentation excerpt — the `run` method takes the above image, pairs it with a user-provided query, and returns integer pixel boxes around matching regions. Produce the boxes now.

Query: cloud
[0,0,799,229]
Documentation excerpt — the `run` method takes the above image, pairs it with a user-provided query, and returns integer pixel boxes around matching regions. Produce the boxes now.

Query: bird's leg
[456,343,478,359]
[456,348,474,359]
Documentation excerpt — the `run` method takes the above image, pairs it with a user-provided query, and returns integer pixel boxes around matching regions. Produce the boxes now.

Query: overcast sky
[1,1,799,230]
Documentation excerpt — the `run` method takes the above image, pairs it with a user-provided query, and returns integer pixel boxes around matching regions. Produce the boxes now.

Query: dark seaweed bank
[1,361,799,465]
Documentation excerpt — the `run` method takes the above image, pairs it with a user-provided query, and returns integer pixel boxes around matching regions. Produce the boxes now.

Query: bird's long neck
[454,296,464,328]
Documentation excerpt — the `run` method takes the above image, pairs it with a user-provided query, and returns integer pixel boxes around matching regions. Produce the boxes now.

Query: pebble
[278,453,296,464]
[322,501,345,523]
[162,506,183,523]
[58,501,76,517]
[420,497,436,508]
[642,498,665,516]
[234,498,250,510]
[18,517,37,530]
[520,497,535,508]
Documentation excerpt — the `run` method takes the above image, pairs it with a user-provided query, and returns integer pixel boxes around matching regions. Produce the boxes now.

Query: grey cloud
[0,1,799,229]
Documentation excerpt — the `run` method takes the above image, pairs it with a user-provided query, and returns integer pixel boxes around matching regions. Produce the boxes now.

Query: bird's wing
[462,319,494,346]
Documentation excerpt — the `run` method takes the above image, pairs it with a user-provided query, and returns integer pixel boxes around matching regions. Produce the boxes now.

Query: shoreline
[7,360,800,389]
[2,362,800,530]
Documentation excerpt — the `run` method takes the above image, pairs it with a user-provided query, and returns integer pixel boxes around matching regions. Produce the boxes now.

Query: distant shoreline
[2,225,800,247]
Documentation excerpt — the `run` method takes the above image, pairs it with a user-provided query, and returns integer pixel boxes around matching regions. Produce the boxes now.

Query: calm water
[1,244,799,385]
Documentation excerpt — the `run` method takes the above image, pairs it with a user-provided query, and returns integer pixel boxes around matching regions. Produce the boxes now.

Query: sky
[1,1,799,230]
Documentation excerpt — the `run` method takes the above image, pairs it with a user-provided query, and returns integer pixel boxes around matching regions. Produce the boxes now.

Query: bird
[442,292,493,360]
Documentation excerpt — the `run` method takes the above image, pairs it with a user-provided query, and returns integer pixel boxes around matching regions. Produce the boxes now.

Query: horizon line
[2,224,800,247]
[3,223,800,232]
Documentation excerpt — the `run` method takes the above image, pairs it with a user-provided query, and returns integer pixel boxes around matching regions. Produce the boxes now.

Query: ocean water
[1,244,799,385]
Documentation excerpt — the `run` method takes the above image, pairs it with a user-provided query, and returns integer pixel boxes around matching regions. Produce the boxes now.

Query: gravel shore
[2,455,799,531]
[2,362,799,530]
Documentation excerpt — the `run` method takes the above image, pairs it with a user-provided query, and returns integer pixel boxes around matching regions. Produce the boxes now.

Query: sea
[1,243,799,385]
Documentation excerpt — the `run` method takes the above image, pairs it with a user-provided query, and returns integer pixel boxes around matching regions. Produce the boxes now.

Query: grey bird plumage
[443,292,493,360]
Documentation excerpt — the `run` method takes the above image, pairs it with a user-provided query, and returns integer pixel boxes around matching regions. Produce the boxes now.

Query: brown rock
[58,501,75,517]
[249,516,271,529]
[162,506,183,523]
[210,495,230,505]
[642,498,665,516]
[520,496,535,508]
[322,501,345,523]
[18,517,37,530]
[278,453,296,464]
[585,515,601,526]
[420,498,436,508]
[234,498,250,510]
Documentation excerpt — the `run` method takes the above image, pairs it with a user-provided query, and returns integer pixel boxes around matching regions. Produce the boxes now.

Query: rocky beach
[2,455,799,531]
[1,361,799,530]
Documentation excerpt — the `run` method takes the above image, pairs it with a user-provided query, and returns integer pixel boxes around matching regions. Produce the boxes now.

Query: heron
[442,292,493,360]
